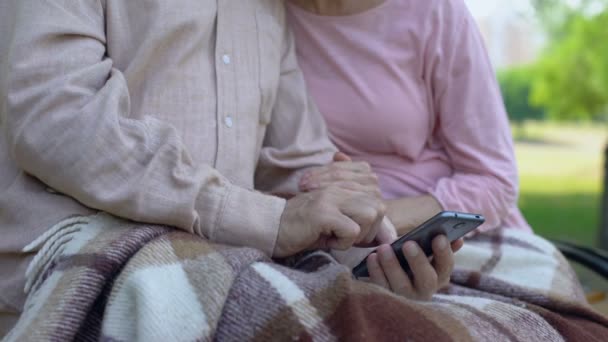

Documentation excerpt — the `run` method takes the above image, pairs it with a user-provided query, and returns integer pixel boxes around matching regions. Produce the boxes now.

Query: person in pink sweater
[287,0,532,297]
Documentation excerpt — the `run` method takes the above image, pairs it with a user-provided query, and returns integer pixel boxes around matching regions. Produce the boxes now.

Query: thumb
[375,216,398,245]
[333,152,352,162]
[324,214,361,251]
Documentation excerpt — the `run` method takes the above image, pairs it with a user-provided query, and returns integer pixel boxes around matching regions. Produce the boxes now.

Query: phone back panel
[392,212,484,270]
[352,211,484,278]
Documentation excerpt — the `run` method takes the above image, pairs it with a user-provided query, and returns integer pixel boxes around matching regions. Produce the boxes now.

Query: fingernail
[437,236,448,250]
[379,245,393,262]
[404,242,419,257]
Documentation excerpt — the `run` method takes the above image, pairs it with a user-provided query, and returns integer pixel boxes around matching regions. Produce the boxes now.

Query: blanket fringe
[22,216,90,295]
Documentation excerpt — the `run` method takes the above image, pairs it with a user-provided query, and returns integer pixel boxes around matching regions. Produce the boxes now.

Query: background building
[465,0,545,69]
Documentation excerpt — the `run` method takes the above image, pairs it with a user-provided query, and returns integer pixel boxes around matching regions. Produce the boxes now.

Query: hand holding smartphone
[352,211,484,278]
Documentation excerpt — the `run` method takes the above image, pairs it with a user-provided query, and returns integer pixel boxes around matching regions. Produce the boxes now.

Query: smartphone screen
[352,211,485,278]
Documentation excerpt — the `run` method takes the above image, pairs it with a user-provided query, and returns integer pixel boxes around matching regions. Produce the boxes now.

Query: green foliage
[530,1,608,121]
[498,66,545,124]
[531,0,608,35]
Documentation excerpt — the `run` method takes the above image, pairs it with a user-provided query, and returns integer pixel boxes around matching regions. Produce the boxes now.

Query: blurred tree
[530,0,608,121]
[498,66,545,137]
[530,0,608,248]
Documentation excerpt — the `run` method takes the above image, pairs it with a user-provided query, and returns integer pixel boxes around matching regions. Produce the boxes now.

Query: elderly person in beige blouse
[0,0,460,335]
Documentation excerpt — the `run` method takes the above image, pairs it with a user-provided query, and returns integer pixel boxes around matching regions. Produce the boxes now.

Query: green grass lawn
[514,122,607,246]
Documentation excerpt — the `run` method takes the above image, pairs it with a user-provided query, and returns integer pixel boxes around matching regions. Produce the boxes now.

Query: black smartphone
[352,211,485,278]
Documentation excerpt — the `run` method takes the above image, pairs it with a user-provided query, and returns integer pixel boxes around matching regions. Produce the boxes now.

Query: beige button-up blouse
[0,0,336,314]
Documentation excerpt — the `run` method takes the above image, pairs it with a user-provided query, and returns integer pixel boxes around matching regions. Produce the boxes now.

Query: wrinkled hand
[331,216,398,268]
[273,185,387,258]
[299,152,380,196]
[366,236,464,300]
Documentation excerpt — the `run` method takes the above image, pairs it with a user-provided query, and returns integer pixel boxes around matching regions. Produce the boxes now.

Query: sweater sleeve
[4,0,285,255]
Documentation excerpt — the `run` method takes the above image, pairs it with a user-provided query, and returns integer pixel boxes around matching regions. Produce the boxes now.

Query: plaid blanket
[4,213,608,341]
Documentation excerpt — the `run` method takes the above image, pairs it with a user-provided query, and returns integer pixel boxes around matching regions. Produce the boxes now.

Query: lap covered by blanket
[4,213,608,341]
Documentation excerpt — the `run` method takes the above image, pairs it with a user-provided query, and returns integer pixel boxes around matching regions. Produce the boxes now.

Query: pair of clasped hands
[274,153,463,300]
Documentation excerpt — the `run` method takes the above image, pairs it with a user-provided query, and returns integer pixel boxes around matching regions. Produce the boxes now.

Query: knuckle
[377,202,387,216]
[366,200,385,220]
[359,162,372,172]
[363,210,377,226]
[366,173,378,183]
[349,224,361,238]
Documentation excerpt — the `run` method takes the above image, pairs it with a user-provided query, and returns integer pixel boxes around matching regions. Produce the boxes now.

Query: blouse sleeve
[424,1,519,230]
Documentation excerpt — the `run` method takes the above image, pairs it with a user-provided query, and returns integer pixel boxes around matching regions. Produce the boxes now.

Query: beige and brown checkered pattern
[4,214,608,341]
